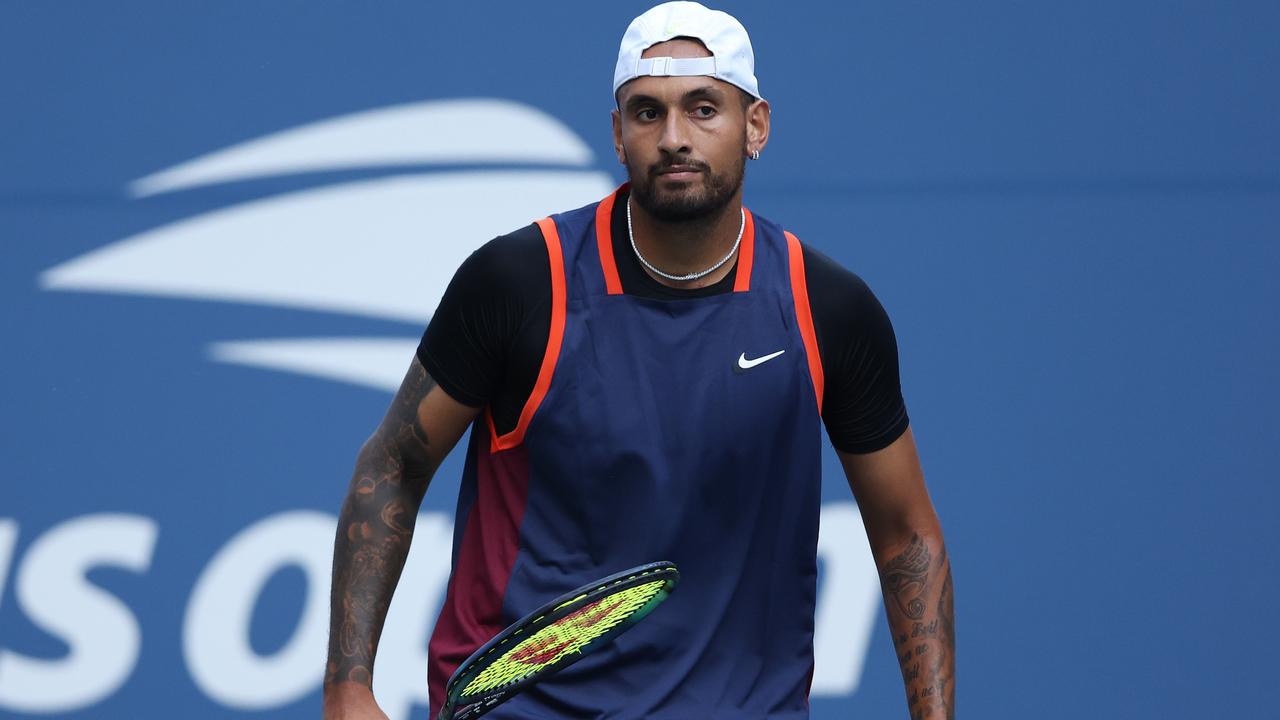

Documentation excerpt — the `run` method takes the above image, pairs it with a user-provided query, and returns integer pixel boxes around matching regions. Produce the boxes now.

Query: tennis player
[324,2,954,718]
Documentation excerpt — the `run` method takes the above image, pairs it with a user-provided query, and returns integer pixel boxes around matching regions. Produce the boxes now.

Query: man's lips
[655,165,703,181]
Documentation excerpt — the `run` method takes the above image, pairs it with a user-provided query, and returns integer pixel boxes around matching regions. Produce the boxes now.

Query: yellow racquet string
[461,579,667,697]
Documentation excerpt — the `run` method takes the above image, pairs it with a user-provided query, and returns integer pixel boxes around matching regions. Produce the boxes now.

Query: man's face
[614,38,750,223]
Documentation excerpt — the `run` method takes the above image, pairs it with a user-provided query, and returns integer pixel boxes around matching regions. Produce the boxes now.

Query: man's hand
[322,682,390,720]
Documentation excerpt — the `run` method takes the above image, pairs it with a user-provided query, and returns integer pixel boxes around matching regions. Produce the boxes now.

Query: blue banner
[2,2,1278,718]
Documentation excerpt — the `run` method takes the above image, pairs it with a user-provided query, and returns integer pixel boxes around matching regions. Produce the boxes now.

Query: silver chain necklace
[627,197,744,283]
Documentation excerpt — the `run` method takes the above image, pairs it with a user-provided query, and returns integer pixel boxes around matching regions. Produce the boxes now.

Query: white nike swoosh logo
[737,349,786,369]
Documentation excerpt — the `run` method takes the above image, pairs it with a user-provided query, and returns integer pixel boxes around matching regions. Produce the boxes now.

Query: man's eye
[694,106,716,117]
[637,108,658,121]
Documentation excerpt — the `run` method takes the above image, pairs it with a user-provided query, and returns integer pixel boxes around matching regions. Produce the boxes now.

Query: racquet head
[437,561,679,720]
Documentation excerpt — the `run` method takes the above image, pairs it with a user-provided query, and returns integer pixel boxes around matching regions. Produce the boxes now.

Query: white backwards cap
[613,1,761,101]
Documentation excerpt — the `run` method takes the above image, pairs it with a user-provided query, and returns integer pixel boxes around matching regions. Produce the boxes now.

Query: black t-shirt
[418,192,910,454]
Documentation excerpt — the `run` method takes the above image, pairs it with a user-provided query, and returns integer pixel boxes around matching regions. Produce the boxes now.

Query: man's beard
[627,152,745,223]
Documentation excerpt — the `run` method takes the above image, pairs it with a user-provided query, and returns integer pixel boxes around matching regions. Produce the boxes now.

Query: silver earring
[750,150,760,161]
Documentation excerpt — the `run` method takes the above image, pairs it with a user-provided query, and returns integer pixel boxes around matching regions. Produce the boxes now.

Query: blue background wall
[2,2,1278,718]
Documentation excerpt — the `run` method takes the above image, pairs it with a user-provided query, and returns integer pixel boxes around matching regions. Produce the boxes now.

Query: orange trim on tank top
[488,216,567,452]
[785,231,824,413]
[595,188,624,295]
[732,209,755,292]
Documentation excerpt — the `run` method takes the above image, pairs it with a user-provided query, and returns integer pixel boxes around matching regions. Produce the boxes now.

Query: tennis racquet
[436,560,680,720]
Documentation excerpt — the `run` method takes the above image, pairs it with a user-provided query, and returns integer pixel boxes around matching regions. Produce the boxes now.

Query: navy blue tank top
[429,185,825,719]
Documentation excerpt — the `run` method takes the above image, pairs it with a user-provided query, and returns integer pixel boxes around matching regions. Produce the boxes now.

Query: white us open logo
[3,99,882,719]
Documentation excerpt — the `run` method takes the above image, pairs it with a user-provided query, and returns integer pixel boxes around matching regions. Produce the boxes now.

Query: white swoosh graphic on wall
[41,98,614,389]
[129,98,596,197]
[209,338,418,391]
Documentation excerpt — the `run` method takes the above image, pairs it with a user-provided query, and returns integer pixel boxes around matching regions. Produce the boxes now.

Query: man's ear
[611,109,627,165]
[745,98,771,158]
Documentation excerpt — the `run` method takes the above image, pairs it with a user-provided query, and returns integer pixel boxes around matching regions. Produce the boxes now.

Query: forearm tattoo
[325,361,439,688]
[884,533,955,720]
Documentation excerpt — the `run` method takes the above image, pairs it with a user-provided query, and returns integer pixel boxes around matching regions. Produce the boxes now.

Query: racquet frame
[436,560,679,720]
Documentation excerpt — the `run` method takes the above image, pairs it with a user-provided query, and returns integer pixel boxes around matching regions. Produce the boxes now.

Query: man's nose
[657,112,692,156]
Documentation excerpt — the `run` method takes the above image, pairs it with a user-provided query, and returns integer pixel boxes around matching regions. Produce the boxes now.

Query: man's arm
[839,426,954,720]
[323,357,480,719]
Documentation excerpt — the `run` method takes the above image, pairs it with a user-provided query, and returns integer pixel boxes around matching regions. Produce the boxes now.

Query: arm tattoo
[325,361,440,689]
[884,533,930,619]
[882,534,955,720]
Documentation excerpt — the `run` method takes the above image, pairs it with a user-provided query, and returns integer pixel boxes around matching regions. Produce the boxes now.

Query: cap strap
[635,56,718,78]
